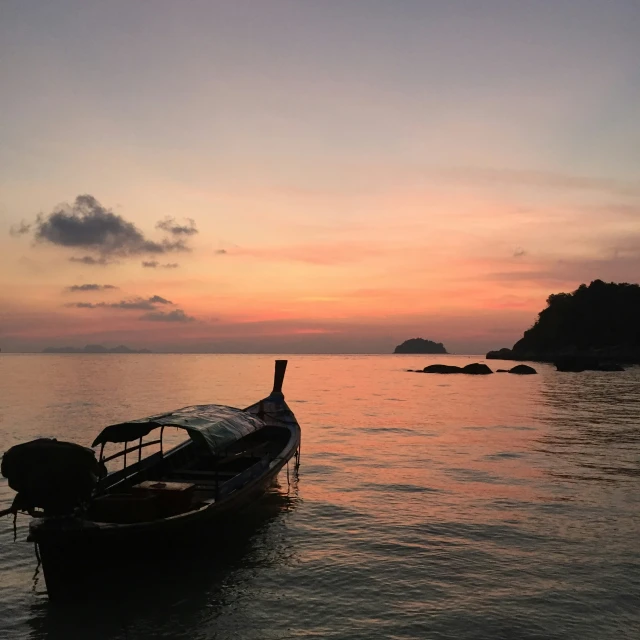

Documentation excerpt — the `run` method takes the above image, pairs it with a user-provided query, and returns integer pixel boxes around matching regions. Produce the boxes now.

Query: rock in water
[555,359,586,372]
[462,363,493,375]
[554,356,598,372]
[596,363,625,371]
[423,364,462,374]
[486,348,514,360]
[422,363,493,374]
[509,364,537,375]
[554,356,625,372]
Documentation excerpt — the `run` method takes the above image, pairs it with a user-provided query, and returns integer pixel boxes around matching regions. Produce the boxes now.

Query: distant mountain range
[42,344,151,354]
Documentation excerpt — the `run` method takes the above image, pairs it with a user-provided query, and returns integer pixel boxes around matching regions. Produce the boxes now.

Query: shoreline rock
[485,349,627,372]
[486,348,515,360]
[509,364,537,375]
[422,363,493,375]
[554,357,625,372]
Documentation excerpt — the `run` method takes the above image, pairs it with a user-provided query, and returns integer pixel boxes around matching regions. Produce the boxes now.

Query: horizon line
[0,351,485,356]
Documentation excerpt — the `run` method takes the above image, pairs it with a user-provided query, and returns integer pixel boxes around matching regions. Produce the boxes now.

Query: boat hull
[35,447,298,599]
[32,403,300,601]
[3,360,302,600]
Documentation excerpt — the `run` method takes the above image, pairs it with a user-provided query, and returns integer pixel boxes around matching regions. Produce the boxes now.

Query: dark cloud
[69,256,110,266]
[9,221,31,237]
[156,217,198,236]
[142,261,180,268]
[24,195,194,259]
[65,295,173,310]
[109,296,172,310]
[139,309,196,323]
[214,249,228,255]
[65,284,118,292]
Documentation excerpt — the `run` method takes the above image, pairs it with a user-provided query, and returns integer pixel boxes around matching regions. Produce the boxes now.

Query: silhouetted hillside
[43,344,151,354]
[394,338,448,354]
[488,280,640,363]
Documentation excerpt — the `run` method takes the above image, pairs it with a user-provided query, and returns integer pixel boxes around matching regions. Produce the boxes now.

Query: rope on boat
[1,500,28,542]
[32,561,41,592]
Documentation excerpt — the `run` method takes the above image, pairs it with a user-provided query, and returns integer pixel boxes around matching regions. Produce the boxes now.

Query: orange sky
[1,2,639,353]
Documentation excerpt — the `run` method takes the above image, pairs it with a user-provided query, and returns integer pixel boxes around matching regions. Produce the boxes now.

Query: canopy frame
[92,404,266,461]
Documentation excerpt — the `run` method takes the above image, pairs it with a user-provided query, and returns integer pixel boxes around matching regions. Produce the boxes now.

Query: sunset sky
[1,1,639,353]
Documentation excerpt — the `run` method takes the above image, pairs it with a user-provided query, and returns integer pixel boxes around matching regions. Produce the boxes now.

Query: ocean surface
[0,354,639,639]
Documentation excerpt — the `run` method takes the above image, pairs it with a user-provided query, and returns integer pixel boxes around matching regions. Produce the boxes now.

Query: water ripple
[0,354,639,639]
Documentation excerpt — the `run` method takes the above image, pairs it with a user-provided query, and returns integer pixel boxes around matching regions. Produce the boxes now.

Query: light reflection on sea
[0,354,639,639]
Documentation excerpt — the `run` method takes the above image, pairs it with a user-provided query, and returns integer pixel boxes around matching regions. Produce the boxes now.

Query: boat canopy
[91,404,265,456]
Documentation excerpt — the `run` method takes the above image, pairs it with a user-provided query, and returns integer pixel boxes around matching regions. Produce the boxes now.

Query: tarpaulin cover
[91,405,265,455]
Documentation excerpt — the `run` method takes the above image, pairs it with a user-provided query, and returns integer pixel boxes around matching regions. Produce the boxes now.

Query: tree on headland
[514,280,640,353]
[394,338,448,354]
[488,280,640,363]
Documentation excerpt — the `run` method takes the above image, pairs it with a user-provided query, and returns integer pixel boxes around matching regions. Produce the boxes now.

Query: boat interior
[87,424,293,524]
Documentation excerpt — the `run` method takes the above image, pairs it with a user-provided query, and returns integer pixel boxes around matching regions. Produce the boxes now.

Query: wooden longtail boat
[2,360,301,599]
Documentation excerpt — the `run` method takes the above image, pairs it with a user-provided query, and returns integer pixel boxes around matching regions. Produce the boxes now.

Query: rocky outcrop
[554,357,625,372]
[596,363,625,372]
[509,364,537,375]
[462,363,493,375]
[422,363,493,375]
[486,281,640,367]
[394,338,448,354]
[554,356,597,372]
[486,348,515,360]
[423,364,462,374]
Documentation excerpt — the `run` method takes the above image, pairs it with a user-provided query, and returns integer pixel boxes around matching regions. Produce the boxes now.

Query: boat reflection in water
[2,360,301,601]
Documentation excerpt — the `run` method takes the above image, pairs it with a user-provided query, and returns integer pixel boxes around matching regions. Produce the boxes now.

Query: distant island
[394,338,448,354]
[43,344,152,354]
[487,280,640,365]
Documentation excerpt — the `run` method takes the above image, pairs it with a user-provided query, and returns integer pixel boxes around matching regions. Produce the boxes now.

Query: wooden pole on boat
[272,360,288,395]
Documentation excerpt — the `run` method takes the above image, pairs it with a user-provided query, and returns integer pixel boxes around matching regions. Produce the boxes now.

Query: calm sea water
[1,354,639,639]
